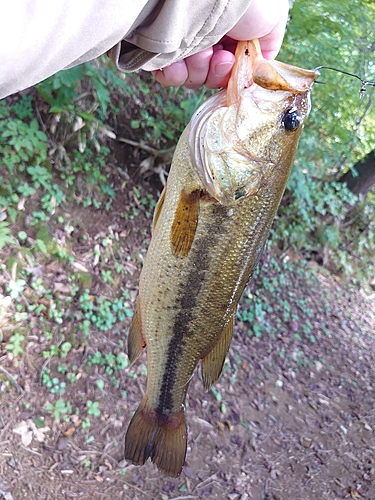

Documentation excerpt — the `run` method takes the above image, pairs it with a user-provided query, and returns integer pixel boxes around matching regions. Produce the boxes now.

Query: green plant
[60,342,72,358]
[86,400,101,417]
[5,333,25,357]
[81,418,91,429]
[45,398,72,421]
[0,222,15,250]
[36,61,118,156]
[130,82,209,142]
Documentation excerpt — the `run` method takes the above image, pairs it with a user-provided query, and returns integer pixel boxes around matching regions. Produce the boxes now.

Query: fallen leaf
[349,487,361,498]
[27,419,50,442]
[13,420,50,446]
[13,421,32,447]
[64,427,77,438]
[104,459,113,470]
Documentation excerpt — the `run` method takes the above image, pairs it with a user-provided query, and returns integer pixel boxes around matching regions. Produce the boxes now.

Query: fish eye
[282,109,302,131]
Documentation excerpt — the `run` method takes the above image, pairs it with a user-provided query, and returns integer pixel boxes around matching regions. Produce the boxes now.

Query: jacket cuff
[108,0,252,72]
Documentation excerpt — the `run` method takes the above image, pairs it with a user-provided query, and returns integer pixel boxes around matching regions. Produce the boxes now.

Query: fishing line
[315,65,375,98]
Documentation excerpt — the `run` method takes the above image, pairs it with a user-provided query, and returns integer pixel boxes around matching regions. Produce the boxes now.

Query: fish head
[189,41,319,205]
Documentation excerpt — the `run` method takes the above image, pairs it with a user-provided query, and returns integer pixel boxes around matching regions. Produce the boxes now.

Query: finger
[204,50,236,89]
[227,0,289,59]
[259,1,289,59]
[152,60,188,86]
[183,47,213,89]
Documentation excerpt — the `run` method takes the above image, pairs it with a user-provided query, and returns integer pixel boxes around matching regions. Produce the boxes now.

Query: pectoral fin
[152,185,166,231]
[170,189,200,257]
[200,313,234,391]
[128,299,146,364]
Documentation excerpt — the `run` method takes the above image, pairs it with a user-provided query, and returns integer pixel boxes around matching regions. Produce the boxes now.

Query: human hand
[152,0,289,89]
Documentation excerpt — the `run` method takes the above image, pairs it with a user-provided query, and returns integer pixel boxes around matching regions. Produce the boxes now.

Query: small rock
[290,321,299,332]
[56,437,69,451]
[300,436,313,448]
[315,361,324,372]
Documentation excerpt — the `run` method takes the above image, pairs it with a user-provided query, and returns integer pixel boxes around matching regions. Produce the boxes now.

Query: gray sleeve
[108,0,253,72]
[0,0,251,99]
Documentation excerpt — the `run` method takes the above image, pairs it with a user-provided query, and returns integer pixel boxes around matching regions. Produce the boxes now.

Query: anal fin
[200,313,234,391]
[170,189,200,257]
[125,397,187,477]
[128,298,146,364]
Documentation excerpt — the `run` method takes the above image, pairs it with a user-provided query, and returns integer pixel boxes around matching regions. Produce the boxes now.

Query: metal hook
[314,65,375,97]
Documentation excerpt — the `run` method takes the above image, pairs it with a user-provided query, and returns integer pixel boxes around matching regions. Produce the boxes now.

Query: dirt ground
[1,85,375,500]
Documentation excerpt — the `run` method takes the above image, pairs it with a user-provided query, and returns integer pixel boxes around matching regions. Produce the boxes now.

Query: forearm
[0,0,252,98]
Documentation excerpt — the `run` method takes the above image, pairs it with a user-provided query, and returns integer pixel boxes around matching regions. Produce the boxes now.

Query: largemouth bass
[125,40,318,477]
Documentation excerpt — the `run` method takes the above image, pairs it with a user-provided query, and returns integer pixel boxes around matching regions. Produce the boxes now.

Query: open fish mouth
[189,40,319,205]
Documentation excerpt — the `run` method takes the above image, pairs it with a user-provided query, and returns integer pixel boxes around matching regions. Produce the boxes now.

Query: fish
[124,40,318,477]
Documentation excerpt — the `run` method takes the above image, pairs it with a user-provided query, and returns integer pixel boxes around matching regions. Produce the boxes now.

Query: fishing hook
[315,65,375,98]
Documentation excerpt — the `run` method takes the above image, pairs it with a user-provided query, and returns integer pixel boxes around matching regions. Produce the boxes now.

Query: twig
[117,137,175,162]
[0,365,24,394]
[20,445,42,456]
[170,496,199,500]
[117,137,159,155]
[193,473,217,491]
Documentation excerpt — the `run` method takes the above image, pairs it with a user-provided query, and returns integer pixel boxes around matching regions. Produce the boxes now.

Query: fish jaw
[253,59,319,93]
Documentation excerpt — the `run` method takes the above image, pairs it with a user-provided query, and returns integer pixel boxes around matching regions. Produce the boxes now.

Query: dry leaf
[64,426,77,438]
[13,421,32,447]
[13,420,50,446]
[27,419,50,442]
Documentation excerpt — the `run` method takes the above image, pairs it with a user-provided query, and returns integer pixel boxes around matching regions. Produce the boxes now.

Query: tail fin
[125,398,187,477]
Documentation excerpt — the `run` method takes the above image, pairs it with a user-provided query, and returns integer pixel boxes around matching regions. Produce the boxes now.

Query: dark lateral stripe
[155,203,228,415]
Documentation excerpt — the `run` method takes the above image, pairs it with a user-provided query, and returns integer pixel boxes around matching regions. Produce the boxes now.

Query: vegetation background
[0,1,374,499]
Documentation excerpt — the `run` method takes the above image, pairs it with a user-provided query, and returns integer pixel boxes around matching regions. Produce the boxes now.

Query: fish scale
[124,39,318,477]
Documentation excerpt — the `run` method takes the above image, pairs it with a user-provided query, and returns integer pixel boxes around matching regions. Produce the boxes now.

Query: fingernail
[215,62,233,77]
